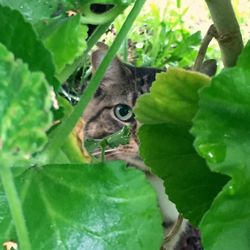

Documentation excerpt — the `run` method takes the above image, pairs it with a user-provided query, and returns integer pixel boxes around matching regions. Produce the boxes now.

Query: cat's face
[83,46,161,166]
[83,49,139,139]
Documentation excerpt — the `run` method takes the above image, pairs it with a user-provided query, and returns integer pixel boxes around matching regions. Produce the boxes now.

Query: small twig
[193,24,218,71]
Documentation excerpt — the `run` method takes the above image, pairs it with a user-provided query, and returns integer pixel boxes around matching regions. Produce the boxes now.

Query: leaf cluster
[135,42,250,249]
[0,1,164,249]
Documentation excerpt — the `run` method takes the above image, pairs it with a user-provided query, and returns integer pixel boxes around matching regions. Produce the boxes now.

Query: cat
[83,43,216,249]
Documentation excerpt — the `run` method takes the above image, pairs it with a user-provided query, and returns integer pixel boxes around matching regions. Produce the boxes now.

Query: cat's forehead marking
[135,74,149,85]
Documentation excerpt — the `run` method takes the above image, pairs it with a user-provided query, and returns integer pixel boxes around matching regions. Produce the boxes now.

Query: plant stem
[122,36,128,62]
[46,0,146,160]
[58,21,112,83]
[0,165,31,250]
[204,0,243,67]
[87,22,112,51]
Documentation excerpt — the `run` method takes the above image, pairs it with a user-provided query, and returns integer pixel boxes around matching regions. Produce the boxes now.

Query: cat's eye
[114,104,134,122]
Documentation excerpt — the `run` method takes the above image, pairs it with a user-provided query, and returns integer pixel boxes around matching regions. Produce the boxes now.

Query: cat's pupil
[114,104,133,122]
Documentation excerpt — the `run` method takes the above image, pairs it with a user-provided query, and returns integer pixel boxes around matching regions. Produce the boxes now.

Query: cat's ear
[200,59,217,77]
[91,42,123,80]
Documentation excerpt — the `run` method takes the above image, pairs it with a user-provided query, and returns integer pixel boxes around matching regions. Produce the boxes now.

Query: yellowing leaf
[0,43,52,165]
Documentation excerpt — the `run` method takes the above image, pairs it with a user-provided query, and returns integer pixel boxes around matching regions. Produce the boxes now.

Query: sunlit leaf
[41,15,88,75]
[0,161,164,249]
[0,43,52,165]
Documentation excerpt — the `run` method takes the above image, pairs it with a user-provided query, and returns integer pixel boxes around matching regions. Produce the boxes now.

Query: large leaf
[0,0,133,25]
[0,43,52,165]
[0,5,56,88]
[0,161,164,249]
[191,41,250,249]
[0,0,62,23]
[0,3,89,83]
[40,15,88,75]
[134,69,228,225]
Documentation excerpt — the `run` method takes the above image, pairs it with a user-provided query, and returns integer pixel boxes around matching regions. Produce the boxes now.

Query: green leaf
[0,5,56,88]
[0,0,63,23]
[138,124,228,225]
[0,3,88,83]
[0,0,134,26]
[134,68,211,126]
[0,161,164,249]
[0,43,52,165]
[41,15,88,75]
[134,69,228,225]
[236,40,250,69]
[191,42,250,249]
[85,126,131,154]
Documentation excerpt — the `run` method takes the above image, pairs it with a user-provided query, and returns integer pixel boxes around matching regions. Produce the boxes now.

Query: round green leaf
[0,5,56,87]
[191,43,250,249]
[0,161,164,249]
[134,69,228,225]
[0,43,52,164]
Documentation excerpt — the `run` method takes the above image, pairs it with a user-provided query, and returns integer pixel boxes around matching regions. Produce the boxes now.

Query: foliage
[0,43,52,167]
[134,38,250,249]
[38,15,88,76]
[105,2,202,68]
[134,69,229,225]
[0,1,164,249]
[85,126,131,155]
[0,162,163,250]
[0,0,249,249]
[0,5,56,88]
[191,42,250,249]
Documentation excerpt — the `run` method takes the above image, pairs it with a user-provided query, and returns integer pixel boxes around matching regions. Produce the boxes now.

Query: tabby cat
[83,43,216,249]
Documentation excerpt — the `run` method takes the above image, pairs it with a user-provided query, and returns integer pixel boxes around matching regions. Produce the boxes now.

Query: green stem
[45,0,146,160]
[58,21,112,83]
[87,22,113,51]
[0,165,31,250]
[122,36,128,62]
[100,141,107,162]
